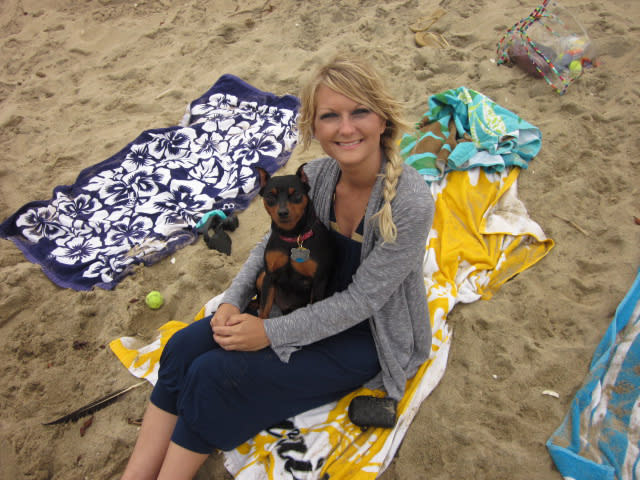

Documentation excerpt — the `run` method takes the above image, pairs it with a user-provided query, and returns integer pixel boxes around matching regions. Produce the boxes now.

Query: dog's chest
[264,244,319,281]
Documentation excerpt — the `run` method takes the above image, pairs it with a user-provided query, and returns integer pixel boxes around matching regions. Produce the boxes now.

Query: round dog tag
[290,247,310,263]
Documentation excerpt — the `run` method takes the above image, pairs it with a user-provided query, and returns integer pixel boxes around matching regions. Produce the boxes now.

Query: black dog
[256,165,334,319]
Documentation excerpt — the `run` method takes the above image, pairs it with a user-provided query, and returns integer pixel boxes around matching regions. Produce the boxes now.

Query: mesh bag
[496,0,596,94]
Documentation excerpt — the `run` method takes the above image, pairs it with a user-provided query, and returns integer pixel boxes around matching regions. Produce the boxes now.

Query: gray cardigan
[221,157,434,399]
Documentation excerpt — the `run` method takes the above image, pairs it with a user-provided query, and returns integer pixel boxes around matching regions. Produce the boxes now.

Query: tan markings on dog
[262,188,278,207]
[287,190,308,220]
[292,258,318,278]
[262,191,279,217]
[259,285,276,319]
[265,250,289,272]
[256,270,265,291]
[263,188,309,230]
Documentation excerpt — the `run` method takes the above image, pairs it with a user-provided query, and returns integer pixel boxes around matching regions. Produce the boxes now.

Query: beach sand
[1,0,639,478]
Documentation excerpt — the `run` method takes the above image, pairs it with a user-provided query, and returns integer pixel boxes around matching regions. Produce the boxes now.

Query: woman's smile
[336,139,363,149]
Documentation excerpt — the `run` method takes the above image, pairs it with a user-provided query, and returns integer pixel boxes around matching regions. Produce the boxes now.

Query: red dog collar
[279,229,314,244]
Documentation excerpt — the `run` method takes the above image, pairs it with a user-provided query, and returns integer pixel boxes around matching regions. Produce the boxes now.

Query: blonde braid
[373,136,404,243]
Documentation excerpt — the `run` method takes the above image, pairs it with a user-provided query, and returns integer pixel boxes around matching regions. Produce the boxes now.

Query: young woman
[121,54,434,480]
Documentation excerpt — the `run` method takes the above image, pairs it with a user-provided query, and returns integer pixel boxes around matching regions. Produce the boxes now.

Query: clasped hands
[210,303,270,351]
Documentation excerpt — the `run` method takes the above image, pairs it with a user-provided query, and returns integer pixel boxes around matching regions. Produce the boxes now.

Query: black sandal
[196,213,239,255]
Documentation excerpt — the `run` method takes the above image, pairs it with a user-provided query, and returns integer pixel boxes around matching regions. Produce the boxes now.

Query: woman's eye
[318,112,338,120]
[353,108,370,116]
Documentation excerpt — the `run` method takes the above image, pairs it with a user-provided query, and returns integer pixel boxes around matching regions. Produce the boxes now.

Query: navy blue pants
[150,316,380,453]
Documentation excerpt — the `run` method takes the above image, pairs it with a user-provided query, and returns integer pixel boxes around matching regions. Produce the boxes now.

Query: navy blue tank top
[327,200,364,296]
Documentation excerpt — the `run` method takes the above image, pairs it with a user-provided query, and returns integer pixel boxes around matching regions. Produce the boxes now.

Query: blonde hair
[298,54,410,243]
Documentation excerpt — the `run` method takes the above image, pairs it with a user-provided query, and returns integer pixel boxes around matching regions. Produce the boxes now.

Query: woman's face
[313,84,386,169]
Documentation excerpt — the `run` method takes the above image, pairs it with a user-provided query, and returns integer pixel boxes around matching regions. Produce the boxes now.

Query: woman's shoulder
[301,157,336,175]
[398,163,431,199]
[301,157,339,187]
[392,164,434,229]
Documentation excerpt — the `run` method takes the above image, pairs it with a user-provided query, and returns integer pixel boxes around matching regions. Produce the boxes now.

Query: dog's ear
[295,163,310,192]
[256,168,270,196]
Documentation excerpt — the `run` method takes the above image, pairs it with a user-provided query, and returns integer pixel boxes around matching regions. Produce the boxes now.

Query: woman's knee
[162,326,192,358]
[180,348,238,394]
[157,330,191,377]
[160,318,215,367]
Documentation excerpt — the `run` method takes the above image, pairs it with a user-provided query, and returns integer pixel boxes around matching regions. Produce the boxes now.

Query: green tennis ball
[145,291,164,309]
[569,60,582,76]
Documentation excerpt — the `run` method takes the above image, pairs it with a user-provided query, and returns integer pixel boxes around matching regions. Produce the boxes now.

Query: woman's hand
[210,303,241,330]
[213,313,270,351]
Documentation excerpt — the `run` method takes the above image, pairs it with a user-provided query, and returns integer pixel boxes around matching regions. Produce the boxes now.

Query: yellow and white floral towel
[110,163,553,479]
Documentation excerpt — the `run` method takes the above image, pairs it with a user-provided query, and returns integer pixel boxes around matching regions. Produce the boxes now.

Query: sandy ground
[1,0,639,479]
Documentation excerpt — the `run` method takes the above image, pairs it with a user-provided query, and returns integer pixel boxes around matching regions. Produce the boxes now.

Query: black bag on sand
[348,395,398,430]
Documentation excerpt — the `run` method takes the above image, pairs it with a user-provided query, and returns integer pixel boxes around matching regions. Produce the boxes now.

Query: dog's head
[259,165,310,232]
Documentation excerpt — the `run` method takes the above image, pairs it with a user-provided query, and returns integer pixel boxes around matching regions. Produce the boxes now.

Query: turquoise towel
[400,87,542,182]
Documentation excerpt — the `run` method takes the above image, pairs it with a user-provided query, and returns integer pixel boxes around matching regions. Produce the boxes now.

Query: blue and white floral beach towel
[0,75,299,290]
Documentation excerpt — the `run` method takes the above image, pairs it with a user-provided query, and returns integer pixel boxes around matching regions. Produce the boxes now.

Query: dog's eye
[290,192,303,203]
[263,194,277,206]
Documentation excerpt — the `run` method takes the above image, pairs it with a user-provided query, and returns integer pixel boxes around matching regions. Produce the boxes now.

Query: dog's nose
[277,207,289,219]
